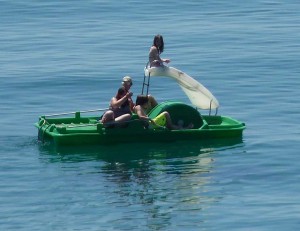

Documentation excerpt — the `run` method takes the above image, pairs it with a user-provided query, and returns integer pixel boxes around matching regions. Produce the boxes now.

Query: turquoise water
[1,1,300,230]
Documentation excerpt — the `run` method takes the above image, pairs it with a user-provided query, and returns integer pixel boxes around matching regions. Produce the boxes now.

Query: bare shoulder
[110,96,117,103]
[149,46,157,52]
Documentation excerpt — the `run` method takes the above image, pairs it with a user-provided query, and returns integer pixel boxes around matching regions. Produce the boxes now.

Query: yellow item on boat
[153,113,167,127]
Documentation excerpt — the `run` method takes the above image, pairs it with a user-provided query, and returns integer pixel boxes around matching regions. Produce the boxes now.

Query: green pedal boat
[35,66,246,146]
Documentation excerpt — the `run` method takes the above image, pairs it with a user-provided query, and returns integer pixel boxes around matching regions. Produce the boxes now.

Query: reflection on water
[38,138,244,162]
[37,138,244,228]
[38,138,244,186]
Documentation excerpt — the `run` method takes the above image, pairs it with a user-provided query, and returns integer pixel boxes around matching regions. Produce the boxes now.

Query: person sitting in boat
[122,76,158,114]
[121,76,135,111]
[135,94,158,114]
[101,86,133,124]
[149,34,171,67]
[135,95,193,130]
[101,76,159,125]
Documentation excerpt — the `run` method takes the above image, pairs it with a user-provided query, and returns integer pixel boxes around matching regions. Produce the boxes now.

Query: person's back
[135,95,158,114]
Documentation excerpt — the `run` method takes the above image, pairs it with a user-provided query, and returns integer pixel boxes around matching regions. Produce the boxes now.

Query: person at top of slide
[149,34,170,67]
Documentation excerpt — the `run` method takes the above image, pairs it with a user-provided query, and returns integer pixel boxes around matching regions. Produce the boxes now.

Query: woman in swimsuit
[101,86,133,124]
[149,34,171,67]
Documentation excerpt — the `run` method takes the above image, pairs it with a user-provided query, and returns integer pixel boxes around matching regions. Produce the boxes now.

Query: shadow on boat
[38,137,245,163]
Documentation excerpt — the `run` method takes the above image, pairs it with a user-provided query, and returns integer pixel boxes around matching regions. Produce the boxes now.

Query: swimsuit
[110,98,131,117]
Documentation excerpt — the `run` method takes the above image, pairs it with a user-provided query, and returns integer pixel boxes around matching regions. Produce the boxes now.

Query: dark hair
[116,87,126,99]
[153,34,164,53]
[136,95,149,106]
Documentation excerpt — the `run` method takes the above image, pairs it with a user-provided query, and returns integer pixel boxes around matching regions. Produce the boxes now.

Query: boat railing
[196,100,218,116]
[208,100,218,116]
[43,108,108,118]
[57,119,140,128]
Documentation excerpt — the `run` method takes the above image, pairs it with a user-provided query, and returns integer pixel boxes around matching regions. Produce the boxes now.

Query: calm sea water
[1,1,300,230]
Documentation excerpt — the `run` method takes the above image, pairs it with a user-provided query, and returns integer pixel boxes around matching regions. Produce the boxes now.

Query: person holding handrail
[149,34,171,67]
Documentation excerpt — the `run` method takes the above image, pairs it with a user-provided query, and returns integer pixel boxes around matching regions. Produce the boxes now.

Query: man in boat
[121,76,135,111]
[101,83,133,124]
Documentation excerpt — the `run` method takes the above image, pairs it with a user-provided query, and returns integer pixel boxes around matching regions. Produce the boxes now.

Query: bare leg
[164,112,194,130]
[101,111,131,124]
[115,113,131,122]
[161,112,179,130]
[101,110,114,123]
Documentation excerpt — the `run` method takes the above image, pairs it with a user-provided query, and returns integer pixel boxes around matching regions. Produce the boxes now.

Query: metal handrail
[208,100,219,116]
[44,108,108,118]
[142,62,151,95]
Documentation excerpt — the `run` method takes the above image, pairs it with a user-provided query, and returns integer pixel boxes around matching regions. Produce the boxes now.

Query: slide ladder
[141,62,151,95]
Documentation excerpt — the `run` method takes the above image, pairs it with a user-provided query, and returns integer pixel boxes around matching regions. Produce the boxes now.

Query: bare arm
[134,105,150,121]
[110,92,133,108]
[149,47,170,65]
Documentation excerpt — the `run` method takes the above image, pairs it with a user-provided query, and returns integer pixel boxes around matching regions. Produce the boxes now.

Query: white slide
[145,66,219,110]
